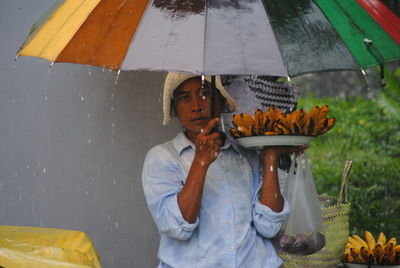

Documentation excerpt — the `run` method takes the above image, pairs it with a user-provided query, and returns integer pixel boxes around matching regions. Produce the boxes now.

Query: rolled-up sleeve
[253,196,290,238]
[142,146,199,241]
[248,152,290,238]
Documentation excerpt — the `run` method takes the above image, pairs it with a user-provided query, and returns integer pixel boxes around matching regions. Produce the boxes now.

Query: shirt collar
[172,132,240,156]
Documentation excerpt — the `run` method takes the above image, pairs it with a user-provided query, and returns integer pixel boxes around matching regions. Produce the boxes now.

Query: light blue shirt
[142,132,289,268]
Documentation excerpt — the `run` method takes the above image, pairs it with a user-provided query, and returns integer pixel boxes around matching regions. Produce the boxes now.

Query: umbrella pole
[210,76,216,119]
[210,76,219,133]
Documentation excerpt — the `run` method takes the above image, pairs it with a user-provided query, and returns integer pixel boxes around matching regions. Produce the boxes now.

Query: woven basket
[278,161,352,268]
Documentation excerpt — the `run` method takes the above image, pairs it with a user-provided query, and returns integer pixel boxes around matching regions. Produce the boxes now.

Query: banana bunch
[343,231,400,265]
[230,105,335,138]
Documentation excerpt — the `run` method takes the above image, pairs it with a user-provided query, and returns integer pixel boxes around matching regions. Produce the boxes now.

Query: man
[142,73,306,268]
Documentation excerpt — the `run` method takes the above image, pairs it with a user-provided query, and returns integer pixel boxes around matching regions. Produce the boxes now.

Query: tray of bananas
[343,231,400,267]
[230,105,335,148]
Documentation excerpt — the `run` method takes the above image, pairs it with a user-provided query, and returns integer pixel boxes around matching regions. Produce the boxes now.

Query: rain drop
[88,68,91,76]
[43,168,46,174]
[87,113,91,118]
[44,95,48,101]
[200,129,204,133]
[200,161,205,167]
[270,165,274,172]
[88,138,92,144]
[114,70,121,85]
[113,179,116,185]
[14,171,18,177]
[81,96,84,101]
[274,193,278,199]
[115,221,119,229]
[85,190,89,195]
[11,99,15,104]
[110,106,114,112]
[214,152,218,157]
[110,93,114,100]
[107,215,111,220]
[33,171,36,177]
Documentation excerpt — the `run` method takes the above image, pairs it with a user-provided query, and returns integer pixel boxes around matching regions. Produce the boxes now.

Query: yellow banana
[365,231,376,251]
[274,123,290,135]
[264,131,278,135]
[290,122,302,135]
[302,106,320,125]
[302,117,316,136]
[254,109,267,135]
[230,128,242,138]
[237,125,253,137]
[318,117,335,135]
[377,232,387,250]
[241,113,256,129]
[317,105,329,120]
[352,234,368,249]
[374,244,384,264]
[386,237,397,255]
[348,236,363,253]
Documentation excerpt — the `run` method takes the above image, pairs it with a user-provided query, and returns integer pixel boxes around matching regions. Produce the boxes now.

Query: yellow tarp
[0,225,101,268]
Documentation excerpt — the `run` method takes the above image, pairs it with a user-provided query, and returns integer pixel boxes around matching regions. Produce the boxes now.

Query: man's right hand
[194,118,223,167]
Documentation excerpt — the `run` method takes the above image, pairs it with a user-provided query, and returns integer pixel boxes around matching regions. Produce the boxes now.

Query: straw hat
[163,72,237,125]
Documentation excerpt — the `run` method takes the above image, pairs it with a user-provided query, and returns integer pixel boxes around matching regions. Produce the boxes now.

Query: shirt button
[229,246,234,251]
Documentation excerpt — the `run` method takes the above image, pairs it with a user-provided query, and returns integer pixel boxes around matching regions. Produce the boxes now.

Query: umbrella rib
[331,0,384,65]
[86,0,131,68]
[43,0,90,60]
[202,0,208,74]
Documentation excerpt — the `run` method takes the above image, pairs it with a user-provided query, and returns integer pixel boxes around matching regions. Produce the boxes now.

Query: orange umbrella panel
[57,0,150,70]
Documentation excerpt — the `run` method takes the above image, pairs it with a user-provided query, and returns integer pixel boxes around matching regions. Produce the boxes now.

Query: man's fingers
[200,118,219,136]
[207,132,222,141]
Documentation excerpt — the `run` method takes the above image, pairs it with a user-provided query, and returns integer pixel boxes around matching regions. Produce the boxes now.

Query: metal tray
[236,135,314,149]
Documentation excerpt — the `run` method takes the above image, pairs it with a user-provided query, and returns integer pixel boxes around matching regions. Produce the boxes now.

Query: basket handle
[337,160,352,206]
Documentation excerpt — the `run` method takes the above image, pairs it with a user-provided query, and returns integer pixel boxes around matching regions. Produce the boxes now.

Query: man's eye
[178,95,190,101]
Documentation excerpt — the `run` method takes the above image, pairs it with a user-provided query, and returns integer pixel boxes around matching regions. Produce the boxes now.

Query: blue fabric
[142,132,289,268]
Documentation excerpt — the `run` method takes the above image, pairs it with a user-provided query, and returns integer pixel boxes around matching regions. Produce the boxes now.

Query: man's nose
[191,96,204,112]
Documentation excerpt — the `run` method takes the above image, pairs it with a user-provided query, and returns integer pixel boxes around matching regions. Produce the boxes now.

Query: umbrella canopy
[17,0,400,76]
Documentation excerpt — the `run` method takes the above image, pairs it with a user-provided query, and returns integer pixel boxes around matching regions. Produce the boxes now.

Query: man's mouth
[191,117,209,123]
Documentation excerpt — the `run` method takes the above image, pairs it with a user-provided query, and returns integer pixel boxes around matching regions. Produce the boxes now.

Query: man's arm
[177,118,223,223]
[259,146,307,211]
[252,146,307,238]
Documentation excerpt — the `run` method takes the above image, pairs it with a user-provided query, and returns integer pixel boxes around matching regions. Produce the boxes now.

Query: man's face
[174,78,220,140]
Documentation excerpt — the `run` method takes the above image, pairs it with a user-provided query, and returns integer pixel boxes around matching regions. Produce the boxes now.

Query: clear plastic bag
[274,153,325,255]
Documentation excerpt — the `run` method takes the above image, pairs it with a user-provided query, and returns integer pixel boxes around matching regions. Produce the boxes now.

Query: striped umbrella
[17,0,400,77]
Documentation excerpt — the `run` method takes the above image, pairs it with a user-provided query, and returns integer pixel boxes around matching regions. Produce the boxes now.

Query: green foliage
[298,68,400,238]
